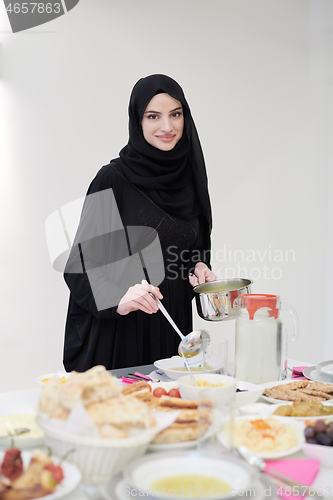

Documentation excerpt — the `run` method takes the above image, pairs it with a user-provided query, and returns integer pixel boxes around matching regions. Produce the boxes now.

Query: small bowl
[123,450,255,499]
[0,412,44,449]
[177,374,237,402]
[302,442,333,467]
[36,371,70,386]
[234,381,264,408]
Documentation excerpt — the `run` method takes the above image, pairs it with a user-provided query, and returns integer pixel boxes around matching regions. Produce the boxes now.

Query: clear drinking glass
[202,338,228,374]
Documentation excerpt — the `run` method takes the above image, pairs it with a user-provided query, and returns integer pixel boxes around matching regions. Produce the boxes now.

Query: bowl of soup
[123,450,254,499]
[154,356,222,381]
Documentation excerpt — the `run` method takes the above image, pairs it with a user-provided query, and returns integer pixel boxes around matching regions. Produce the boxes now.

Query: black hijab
[118,74,212,229]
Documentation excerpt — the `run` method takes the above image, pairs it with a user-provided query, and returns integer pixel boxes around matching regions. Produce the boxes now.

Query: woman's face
[141,93,184,151]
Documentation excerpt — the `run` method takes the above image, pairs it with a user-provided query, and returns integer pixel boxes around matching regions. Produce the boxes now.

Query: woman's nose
[160,117,172,132]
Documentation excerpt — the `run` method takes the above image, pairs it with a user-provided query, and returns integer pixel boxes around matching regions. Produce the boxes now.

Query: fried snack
[132,391,160,409]
[86,395,156,435]
[152,422,199,444]
[150,397,213,444]
[273,401,333,417]
[298,388,333,400]
[263,380,333,403]
[39,377,64,416]
[39,365,121,417]
[267,381,309,392]
[309,382,333,394]
[157,395,209,410]
[264,388,324,402]
[60,365,121,410]
[122,384,214,444]
[122,381,151,396]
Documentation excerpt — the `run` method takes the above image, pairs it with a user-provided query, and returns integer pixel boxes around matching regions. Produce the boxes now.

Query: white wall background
[0,0,332,392]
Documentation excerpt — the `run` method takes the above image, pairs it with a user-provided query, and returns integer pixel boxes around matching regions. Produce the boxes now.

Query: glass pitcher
[234,294,299,384]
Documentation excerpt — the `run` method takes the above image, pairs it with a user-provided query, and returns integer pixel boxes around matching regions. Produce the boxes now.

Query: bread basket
[36,416,158,485]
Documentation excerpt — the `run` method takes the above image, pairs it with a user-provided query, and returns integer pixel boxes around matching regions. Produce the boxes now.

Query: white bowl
[177,374,237,403]
[302,442,333,467]
[154,356,224,381]
[0,411,44,449]
[36,416,158,485]
[124,450,255,499]
[234,381,264,408]
[36,371,70,386]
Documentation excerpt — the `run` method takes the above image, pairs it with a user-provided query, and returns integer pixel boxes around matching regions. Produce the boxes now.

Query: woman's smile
[155,134,177,142]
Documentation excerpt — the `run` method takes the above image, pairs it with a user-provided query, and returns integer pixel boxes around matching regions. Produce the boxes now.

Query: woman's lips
[156,135,176,142]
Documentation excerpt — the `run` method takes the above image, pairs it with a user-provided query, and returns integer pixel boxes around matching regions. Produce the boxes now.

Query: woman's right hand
[116,283,163,316]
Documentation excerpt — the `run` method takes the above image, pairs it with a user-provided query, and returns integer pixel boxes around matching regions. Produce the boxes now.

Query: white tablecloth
[0,360,332,500]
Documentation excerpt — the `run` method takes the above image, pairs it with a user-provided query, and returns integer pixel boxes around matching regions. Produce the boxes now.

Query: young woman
[63,74,216,372]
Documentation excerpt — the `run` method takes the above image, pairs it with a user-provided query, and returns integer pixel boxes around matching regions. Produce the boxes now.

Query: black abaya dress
[63,162,211,372]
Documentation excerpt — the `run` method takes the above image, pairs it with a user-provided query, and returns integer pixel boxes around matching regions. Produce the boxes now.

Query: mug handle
[281,302,299,341]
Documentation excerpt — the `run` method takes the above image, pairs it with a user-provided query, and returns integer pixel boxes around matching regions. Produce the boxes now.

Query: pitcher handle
[281,302,299,341]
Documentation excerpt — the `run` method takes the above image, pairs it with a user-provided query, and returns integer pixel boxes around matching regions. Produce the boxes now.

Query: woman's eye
[171,112,182,118]
[147,114,158,119]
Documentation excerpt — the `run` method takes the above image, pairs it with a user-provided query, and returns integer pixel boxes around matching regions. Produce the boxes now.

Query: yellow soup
[151,474,231,497]
[170,364,213,372]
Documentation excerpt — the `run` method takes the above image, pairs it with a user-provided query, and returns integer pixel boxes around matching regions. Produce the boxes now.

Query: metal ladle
[141,280,210,356]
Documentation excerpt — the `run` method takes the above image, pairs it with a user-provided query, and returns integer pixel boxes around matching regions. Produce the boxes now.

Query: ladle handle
[141,280,186,341]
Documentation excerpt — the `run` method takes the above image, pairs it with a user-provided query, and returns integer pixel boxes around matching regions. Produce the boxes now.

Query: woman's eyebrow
[144,106,182,114]
[144,110,161,114]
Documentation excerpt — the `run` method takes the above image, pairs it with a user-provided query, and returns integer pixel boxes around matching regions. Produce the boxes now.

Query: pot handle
[281,302,299,341]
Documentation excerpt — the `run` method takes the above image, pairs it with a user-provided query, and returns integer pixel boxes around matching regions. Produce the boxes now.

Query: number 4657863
[6,3,61,14]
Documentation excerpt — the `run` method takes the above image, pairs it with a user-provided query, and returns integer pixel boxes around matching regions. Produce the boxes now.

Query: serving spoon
[141,280,210,357]
[0,427,30,439]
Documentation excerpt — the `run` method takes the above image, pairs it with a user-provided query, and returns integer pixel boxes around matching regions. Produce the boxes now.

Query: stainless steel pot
[193,278,253,321]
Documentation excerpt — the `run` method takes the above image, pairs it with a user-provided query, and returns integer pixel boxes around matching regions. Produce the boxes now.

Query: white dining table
[0,359,332,500]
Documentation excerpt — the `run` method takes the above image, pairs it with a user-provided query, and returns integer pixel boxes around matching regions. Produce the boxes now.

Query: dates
[305,419,333,447]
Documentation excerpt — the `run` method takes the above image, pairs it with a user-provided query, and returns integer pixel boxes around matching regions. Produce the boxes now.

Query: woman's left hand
[189,262,216,287]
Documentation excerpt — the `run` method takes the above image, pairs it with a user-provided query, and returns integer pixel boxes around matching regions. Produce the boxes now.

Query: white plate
[36,372,70,386]
[0,451,81,499]
[240,402,333,421]
[260,378,333,403]
[149,371,172,383]
[316,360,333,377]
[147,381,179,393]
[303,366,333,384]
[147,427,213,452]
[217,414,305,459]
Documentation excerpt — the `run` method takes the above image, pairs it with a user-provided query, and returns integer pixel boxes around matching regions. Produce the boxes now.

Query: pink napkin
[263,459,320,498]
[292,366,309,380]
